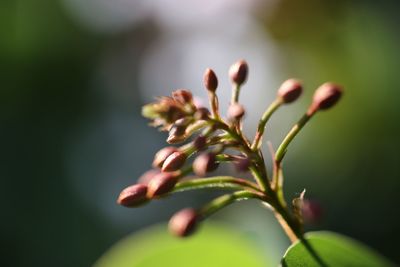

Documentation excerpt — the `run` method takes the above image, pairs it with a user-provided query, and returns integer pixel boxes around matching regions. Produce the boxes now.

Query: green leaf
[95,223,270,267]
[282,231,394,267]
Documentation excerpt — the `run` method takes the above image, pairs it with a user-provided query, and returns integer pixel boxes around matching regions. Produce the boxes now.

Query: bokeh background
[2,0,400,266]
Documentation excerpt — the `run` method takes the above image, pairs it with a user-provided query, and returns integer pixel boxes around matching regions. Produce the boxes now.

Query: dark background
[2,0,400,266]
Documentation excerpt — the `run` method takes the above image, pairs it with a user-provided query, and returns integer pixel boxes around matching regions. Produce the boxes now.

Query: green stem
[251,98,282,150]
[199,190,265,219]
[231,84,241,104]
[275,113,314,164]
[173,176,261,193]
[205,118,272,196]
[208,91,221,120]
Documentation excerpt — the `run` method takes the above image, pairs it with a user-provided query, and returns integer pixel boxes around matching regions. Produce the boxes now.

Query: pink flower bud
[153,147,178,168]
[277,79,303,104]
[229,60,248,86]
[302,199,323,224]
[193,135,207,151]
[194,107,210,121]
[203,68,218,92]
[172,89,193,104]
[234,157,251,172]
[147,172,178,198]
[117,184,148,207]
[137,169,160,185]
[162,151,187,172]
[193,153,219,177]
[309,83,343,114]
[167,125,186,144]
[228,103,245,121]
[169,208,199,237]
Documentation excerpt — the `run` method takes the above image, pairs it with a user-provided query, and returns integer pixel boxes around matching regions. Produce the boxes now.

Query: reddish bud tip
[117,184,149,207]
[167,125,186,144]
[193,153,219,177]
[310,83,343,114]
[137,169,160,185]
[277,79,303,104]
[203,68,218,92]
[193,135,207,151]
[153,147,178,168]
[169,208,199,237]
[228,103,245,121]
[162,151,187,172]
[302,200,323,224]
[194,107,210,121]
[229,60,248,85]
[234,157,251,172]
[147,172,178,198]
[172,89,193,104]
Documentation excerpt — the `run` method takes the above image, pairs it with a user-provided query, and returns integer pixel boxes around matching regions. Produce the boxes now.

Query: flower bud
[228,103,245,121]
[169,208,199,237]
[162,151,187,172]
[193,153,219,177]
[302,199,323,224]
[137,169,160,185]
[277,79,303,104]
[174,117,192,127]
[229,60,248,85]
[194,107,210,121]
[117,184,149,207]
[309,83,343,114]
[203,68,218,92]
[153,147,178,168]
[167,125,186,144]
[147,172,178,198]
[234,157,251,172]
[172,89,193,104]
[193,135,207,151]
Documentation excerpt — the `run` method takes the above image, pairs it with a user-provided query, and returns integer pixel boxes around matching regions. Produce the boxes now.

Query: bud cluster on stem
[118,59,343,242]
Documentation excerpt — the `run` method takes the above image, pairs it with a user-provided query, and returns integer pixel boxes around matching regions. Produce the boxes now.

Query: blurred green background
[2,0,400,266]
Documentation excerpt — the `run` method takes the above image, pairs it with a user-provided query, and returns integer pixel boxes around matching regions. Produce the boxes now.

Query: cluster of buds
[117,60,342,241]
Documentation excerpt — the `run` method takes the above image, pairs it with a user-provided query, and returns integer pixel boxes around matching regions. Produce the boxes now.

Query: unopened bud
[117,184,149,207]
[309,83,343,114]
[172,89,193,104]
[229,60,248,85]
[138,169,160,185]
[162,151,187,172]
[169,208,199,237]
[194,107,210,121]
[167,125,186,144]
[193,153,219,176]
[234,157,251,172]
[174,117,192,127]
[228,103,245,121]
[153,147,178,168]
[277,79,303,104]
[193,135,207,151]
[203,68,218,92]
[147,172,178,198]
[302,199,323,224]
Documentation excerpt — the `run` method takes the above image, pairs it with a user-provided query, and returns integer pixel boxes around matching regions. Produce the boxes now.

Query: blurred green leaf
[282,231,393,267]
[95,223,270,267]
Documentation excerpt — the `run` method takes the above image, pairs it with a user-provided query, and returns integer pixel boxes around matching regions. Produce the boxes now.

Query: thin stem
[205,118,272,197]
[208,91,220,120]
[173,176,261,193]
[231,84,241,104]
[251,98,283,150]
[275,113,314,164]
[249,165,267,193]
[199,190,265,219]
